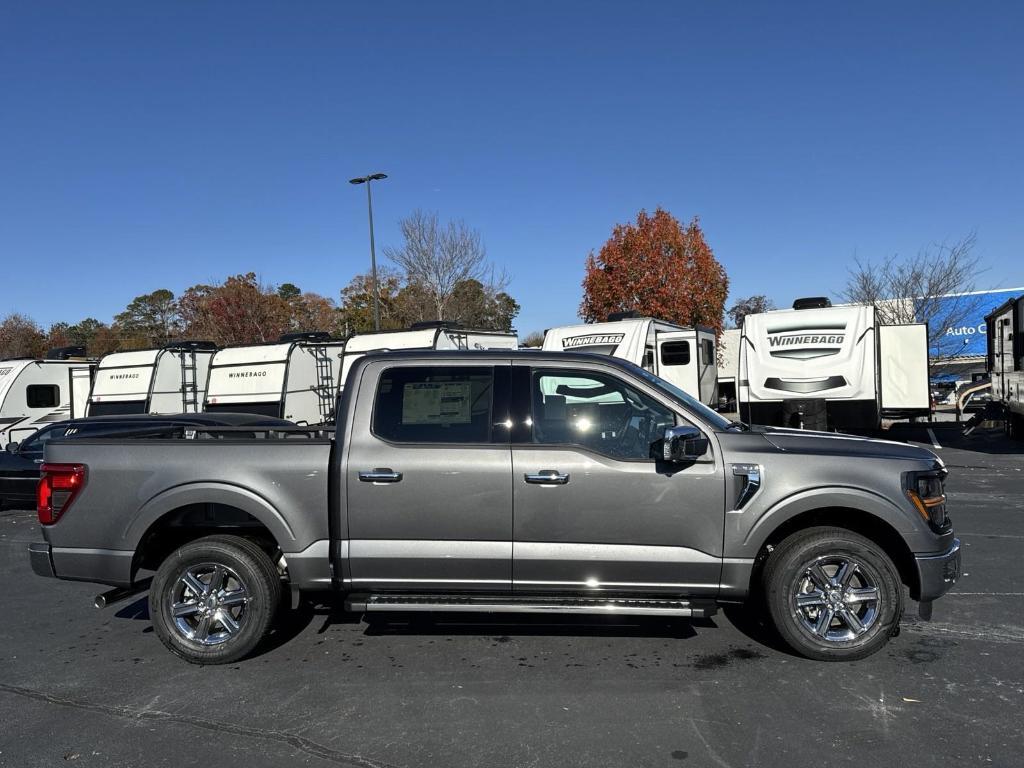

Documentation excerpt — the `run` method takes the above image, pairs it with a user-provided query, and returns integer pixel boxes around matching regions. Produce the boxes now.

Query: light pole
[349,172,388,331]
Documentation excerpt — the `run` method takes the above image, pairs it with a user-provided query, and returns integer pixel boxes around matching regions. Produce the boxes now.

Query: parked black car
[0,413,295,510]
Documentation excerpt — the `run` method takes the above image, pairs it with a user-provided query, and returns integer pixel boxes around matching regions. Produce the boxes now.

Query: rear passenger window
[373,366,495,444]
[660,341,690,366]
[26,384,59,409]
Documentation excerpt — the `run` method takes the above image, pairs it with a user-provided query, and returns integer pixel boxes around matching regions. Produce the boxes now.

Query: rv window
[660,341,690,366]
[373,366,495,444]
[205,402,283,419]
[88,401,148,417]
[530,369,675,460]
[703,339,715,366]
[26,384,59,409]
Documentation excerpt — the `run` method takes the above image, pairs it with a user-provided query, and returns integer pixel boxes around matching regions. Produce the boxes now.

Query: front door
[511,363,725,597]
[345,361,513,592]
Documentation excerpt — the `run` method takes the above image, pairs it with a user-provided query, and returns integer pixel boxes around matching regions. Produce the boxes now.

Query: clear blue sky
[2,1,1022,336]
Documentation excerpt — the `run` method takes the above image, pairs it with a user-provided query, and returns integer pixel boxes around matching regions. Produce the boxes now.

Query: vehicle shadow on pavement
[112,594,723,648]
[114,596,150,622]
[111,595,361,656]
[719,604,795,656]
[111,595,796,653]
[358,612,711,639]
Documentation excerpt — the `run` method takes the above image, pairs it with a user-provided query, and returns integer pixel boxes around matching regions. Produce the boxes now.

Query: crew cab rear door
[344,360,513,592]
[510,361,725,597]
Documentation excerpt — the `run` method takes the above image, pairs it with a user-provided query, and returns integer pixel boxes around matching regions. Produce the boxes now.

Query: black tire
[762,527,902,661]
[149,535,281,665]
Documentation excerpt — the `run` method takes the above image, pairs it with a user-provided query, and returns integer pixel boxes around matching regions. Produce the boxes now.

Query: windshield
[622,361,733,431]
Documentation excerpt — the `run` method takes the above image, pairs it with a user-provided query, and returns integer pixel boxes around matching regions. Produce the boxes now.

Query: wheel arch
[125,483,295,580]
[748,506,920,600]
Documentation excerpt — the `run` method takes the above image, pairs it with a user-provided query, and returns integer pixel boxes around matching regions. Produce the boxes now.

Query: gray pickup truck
[29,350,961,664]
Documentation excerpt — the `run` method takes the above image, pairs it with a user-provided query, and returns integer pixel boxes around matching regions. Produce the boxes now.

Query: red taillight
[37,463,87,525]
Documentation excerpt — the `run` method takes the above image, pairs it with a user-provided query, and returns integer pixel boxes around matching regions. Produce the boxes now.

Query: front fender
[123,482,297,552]
[730,485,921,560]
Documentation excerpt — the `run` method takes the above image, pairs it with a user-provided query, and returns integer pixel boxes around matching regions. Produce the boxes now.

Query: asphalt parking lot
[1,426,1022,768]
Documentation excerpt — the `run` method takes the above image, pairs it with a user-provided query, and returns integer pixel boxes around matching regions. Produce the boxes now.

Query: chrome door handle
[358,469,403,483]
[524,470,570,485]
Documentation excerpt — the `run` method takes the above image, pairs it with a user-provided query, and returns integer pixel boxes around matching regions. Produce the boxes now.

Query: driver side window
[529,369,675,460]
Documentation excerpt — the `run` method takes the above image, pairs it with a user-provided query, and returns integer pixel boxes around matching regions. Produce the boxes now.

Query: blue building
[929,287,1023,387]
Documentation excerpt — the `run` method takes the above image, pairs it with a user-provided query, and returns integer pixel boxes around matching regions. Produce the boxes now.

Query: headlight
[905,470,948,531]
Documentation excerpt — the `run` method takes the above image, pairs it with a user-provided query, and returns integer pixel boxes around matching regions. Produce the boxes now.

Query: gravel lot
[1,425,1022,768]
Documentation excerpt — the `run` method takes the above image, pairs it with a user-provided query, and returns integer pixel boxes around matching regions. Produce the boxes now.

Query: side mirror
[5,441,19,454]
[661,425,709,463]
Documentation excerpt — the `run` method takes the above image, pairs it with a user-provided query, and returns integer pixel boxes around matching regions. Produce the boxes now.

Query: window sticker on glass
[402,381,473,425]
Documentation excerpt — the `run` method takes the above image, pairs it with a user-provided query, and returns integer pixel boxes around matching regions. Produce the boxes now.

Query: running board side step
[345,594,717,618]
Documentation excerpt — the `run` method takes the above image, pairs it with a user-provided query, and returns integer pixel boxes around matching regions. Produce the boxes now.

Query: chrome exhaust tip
[93,578,151,609]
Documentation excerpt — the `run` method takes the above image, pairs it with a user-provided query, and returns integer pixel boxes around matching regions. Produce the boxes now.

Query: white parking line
[926,428,942,449]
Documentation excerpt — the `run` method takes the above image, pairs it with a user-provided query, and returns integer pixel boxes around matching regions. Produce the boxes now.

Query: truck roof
[60,412,296,427]
[355,348,642,367]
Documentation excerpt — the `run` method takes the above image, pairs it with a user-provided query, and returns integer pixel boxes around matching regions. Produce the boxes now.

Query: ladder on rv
[311,346,336,423]
[180,350,199,413]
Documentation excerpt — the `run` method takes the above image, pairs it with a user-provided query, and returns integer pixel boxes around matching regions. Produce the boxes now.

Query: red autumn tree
[178,273,290,346]
[0,313,47,359]
[580,208,729,339]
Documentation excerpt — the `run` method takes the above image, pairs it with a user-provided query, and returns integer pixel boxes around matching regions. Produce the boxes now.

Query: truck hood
[756,426,940,463]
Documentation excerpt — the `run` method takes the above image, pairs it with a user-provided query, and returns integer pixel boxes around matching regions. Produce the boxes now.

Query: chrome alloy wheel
[169,563,251,646]
[792,556,881,642]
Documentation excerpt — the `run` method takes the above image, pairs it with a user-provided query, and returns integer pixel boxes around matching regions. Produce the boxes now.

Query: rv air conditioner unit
[607,310,642,322]
[279,331,334,343]
[409,320,461,330]
[792,297,832,310]
[164,340,217,352]
[46,346,88,360]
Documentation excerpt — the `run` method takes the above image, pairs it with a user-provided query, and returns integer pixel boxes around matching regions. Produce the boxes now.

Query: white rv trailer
[738,297,930,431]
[542,314,718,406]
[716,328,741,410]
[0,347,95,449]
[204,332,346,425]
[986,296,1024,437]
[338,322,519,391]
[86,341,217,417]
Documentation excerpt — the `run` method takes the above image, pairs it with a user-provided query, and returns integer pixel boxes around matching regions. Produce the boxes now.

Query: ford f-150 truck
[28,350,961,664]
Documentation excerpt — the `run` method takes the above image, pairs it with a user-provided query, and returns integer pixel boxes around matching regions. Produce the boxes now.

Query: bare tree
[521,331,545,348]
[383,210,507,321]
[841,233,984,359]
[727,295,775,329]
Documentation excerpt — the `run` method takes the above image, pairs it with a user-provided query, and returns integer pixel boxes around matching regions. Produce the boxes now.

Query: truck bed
[42,432,333,587]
